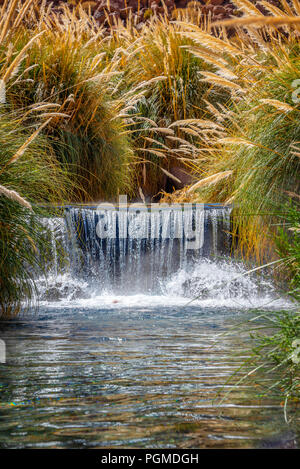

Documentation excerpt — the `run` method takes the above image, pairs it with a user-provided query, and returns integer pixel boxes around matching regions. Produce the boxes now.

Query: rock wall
[88,0,235,26]
[36,1,283,28]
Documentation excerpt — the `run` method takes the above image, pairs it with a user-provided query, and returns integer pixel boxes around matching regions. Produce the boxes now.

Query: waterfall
[62,204,231,292]
[37,204,238,298]
[36,203,286,308]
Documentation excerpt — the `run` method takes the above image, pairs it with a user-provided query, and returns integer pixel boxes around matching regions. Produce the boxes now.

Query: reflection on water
[0,303,298,448]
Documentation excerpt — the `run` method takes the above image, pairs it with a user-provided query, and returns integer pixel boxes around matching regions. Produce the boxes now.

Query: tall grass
[0,1,69,317]
[4,6,134,201]
[0,110,68,317]
[169,2,300,262]
[275,200,300,301]
[0,2,228,201]
[104,14,228,197]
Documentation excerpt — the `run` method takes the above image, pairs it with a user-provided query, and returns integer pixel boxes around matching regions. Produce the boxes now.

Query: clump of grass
[242,202,300,414]
[252,310,300,414]
[0,111,68,317]
[5,5,134,201]
[275,200,300,301]
[0,3,228,201]
[221,307,300,422]
[175,1,300,413]
[172,2,300,262]
[106,14,227,198]
[0,1,70,316]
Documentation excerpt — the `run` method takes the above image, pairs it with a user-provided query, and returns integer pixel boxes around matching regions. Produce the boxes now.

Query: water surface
[0,298,298,449]
[1,207,298,448]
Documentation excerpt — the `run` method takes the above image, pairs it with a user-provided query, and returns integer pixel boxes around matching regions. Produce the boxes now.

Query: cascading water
[64,204,229,289]
[37,203,285,308]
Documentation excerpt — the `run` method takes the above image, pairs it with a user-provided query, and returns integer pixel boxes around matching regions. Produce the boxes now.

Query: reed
[4,9,135,201]
[0,1,69,316]
[169,1,300,263]
[0,2,227,201]
[275,200,300,301]
[104,13,227,198]
[0,110,68,317]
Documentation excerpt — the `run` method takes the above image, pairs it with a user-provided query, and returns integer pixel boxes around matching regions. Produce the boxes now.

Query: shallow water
[0,299,298,449]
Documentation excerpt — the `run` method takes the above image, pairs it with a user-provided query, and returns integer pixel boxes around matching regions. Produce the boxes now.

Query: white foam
[38,293,291,310]
[36,212,293,311]
[37,260,292,311]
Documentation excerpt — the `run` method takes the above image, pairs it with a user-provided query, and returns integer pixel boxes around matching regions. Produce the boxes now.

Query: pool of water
[0,298,298,449]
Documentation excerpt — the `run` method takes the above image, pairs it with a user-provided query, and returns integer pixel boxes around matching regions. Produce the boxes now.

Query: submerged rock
[258,432,298,449]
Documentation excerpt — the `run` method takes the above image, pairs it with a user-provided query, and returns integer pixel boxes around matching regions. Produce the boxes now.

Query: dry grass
[0,0,71,316]
[100,13,228,197]
[158,1,300,262]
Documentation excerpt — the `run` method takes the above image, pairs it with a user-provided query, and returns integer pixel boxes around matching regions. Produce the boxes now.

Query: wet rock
[40,286,62,302]
[39,283,89,301]
[181,275,270,300]
[182,278,211,298]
